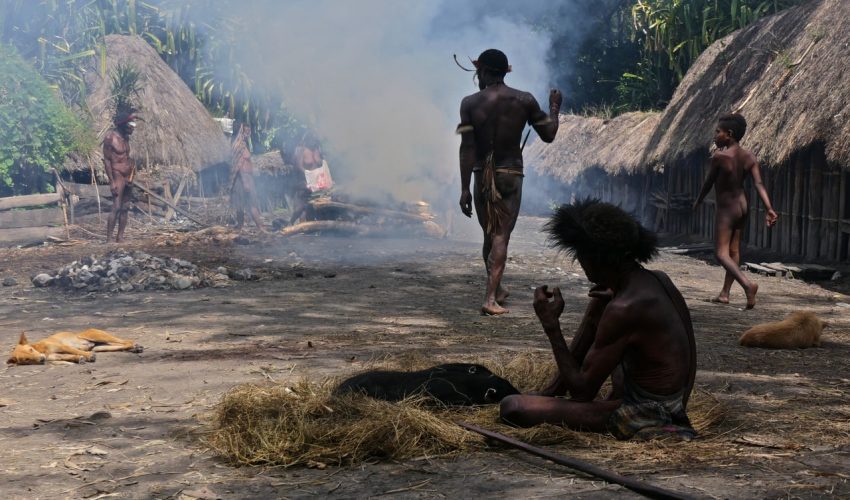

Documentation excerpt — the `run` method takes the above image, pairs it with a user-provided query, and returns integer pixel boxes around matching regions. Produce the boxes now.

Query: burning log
[279,220,366,237]
[309,200,433,223]
[280,219,446,239]
[297,197,447,238]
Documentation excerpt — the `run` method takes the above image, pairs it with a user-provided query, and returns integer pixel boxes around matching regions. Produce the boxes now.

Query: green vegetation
[0,0,805,193]
[554,0,802,112]
[109,62,143,115]
[0,45,93,195]
[0,0,287,141]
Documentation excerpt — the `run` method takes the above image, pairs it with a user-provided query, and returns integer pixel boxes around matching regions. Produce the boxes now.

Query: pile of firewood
[280,196,446,238]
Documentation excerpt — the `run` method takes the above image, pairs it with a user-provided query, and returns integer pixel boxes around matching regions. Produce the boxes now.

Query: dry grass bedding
[206,353,727,470]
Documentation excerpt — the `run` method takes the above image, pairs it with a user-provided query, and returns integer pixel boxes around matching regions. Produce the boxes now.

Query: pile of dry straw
[206,352,726,469]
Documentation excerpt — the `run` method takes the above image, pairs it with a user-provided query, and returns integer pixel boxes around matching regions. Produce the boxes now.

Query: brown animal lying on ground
[7,329,143,365]
[739,311,827,349]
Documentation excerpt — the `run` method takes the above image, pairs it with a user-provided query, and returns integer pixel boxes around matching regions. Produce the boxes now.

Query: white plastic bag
[304,160,333,192]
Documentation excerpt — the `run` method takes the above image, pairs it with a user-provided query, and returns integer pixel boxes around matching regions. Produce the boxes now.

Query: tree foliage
[621,0,803,110]
[109,62,143,117]
[0,0,288,146]
[0,45,93,195]
[0,0,806,176]
[548,0,803,113]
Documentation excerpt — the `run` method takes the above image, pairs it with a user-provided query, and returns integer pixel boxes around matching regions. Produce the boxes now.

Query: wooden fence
[557,143,850,262]
[0,177,211,247]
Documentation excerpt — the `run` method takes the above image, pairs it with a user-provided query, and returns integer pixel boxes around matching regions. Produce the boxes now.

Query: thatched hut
[526,111,662,219]
[66,34,230,188]
[531,0,850,261]
[645,0,850,261]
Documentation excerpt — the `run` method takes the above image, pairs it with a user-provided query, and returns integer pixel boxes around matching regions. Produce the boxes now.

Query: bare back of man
[458,49,561,315]
[467,87,544,307]
[103,129,134,243]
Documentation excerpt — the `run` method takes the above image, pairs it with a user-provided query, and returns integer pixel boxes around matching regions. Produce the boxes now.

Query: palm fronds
[110,62,143,116]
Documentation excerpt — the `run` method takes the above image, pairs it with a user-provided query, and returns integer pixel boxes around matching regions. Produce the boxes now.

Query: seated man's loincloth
[607,379,696,441]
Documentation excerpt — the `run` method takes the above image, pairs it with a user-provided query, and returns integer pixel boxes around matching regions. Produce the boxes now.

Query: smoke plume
[219,0,559,205]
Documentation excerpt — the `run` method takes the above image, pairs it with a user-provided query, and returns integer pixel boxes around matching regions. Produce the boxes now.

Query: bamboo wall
[562,143,850,262]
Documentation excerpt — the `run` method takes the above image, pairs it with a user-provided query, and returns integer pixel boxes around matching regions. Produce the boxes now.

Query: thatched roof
[250,151,295,175]
[67,34,230,174]
[526,111,661,182]
[646,0,850,168]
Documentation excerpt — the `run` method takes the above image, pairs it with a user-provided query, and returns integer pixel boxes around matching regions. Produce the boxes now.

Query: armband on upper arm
[532,116,553,126]
[456,123,474,134]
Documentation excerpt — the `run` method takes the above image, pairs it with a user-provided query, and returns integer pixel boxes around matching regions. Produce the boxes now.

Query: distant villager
[289,132,333,225]
[104,64,143,243]
[693,113,778,309]
[103,111,138,243]
[229,123,266,232]
[456,48,562,315]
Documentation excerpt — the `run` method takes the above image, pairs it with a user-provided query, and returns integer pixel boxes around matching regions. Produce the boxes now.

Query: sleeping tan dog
[7,329,143,365]
[739,311,827,349]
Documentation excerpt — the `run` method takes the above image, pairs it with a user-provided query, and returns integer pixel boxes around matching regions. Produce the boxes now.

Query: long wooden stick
[0,193,60,210]
[279,220,365,237]
[91,160,102,221]
[51,169,72,239]
[164,174,189,222]
[132,182,206,226]
[520,129,531,153]
[457,422,693,500]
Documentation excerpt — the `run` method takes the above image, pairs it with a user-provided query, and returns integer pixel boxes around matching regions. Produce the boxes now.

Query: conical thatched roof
[646,0,850,168]
[526,111,661,182]
[67,34,229,175]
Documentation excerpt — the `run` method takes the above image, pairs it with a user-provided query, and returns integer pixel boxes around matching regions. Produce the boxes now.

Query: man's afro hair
[544,198,658,265]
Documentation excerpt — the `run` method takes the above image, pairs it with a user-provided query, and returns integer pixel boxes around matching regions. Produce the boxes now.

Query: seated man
[500,199,697,440]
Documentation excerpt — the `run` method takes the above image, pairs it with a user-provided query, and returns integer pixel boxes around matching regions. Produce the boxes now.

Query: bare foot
[481,303,509,315]
[710,295,730,304]
[496,286,510,304]
[744,282,758,310]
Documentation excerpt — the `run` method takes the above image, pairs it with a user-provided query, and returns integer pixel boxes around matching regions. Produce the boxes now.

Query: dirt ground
[1,215,849,499]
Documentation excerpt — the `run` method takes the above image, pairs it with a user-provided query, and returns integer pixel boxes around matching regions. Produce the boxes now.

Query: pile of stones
[30,250,237,292]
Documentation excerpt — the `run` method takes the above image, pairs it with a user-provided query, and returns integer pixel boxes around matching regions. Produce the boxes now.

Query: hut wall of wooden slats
[559,142,850,262]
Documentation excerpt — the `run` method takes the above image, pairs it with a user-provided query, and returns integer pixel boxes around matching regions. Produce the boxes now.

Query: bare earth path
[1,216,848,499]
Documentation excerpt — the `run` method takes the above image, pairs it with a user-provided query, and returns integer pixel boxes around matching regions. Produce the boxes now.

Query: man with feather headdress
[103,64,141,243]
[499,199,698,441]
